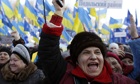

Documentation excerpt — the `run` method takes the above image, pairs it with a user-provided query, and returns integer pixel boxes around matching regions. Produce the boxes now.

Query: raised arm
[38,0,67,83]
[127,15,140,79]
[11,31,25,47]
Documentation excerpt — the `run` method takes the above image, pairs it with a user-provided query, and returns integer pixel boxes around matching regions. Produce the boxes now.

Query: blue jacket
[127,38,140,79]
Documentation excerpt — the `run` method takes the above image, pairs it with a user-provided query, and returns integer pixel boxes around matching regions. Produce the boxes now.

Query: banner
[0,36,13,44]
[78,0,122,9]
[114,32,126,37]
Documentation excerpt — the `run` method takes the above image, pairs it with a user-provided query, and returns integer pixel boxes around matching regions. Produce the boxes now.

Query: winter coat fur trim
[1,62,37,81]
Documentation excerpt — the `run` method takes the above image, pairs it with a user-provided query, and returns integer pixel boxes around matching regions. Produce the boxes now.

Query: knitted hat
[109,43,119,50]
[106,52,123,66]
[0,47,11,56]
[119,52,133,61]
[70,32,107,65]
[12,44,30,64]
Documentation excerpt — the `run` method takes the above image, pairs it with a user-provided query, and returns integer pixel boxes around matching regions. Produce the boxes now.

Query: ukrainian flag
[72,10,84,33]
[2,14,15,30]
[96,9,107,20]
[88,8,98,19]
[3,25,11,36]
[35,0,44,14]
[101,24,112,35]
[109,17,123,29]
[18,21,28,34]
[24,0,37,21]
[62,27,73,42]
[14,0,24,21]
[31,52,38,62]
[78,8,92,31]
[0,14,4,28]
[1,0,14,18]
[12,20,25,37]
[29,25,39,43]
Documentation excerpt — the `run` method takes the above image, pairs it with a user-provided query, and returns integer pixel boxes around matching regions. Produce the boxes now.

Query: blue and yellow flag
[14,0,24,21]
[88,8,97,19]
[29,25,39,43]
[62,27,73,42]
[12,20,25,37]
[96,9,107,20]
[24,0,37,21]
[0,14,4,28]
[1,0,14,18]
[72,7,84,33]
[78,8,92,31]
[109,17,123,29]
[35,0,44,14]
[2,14,14,30]
[101,24,112,35]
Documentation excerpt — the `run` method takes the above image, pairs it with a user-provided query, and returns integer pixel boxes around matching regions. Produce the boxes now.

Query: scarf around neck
[71,60,113,83]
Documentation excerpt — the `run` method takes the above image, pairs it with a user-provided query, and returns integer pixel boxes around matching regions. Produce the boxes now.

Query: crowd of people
[0,0,139,84]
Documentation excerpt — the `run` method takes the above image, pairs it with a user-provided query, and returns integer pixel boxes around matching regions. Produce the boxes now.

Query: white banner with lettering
[78,0,122,9]
[114,32,126,37]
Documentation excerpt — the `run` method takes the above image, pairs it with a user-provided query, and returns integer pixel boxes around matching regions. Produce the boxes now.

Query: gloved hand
[10,31,20,41]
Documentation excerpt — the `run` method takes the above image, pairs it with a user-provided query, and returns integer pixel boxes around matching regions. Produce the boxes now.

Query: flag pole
[43,0,46,23]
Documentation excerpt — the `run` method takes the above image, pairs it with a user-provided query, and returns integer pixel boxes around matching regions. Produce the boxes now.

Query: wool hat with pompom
[70,32,107,66]
[12,44,30,64]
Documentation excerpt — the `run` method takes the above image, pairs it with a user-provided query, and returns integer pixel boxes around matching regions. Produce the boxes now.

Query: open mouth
[88,63,98,70]
[0,59,5,61]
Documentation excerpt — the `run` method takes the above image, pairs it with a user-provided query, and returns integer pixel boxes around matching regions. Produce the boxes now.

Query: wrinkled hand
[128,15,138,38]
[112,49,125,57]
[52,0,66,17]
[10,31,20,41]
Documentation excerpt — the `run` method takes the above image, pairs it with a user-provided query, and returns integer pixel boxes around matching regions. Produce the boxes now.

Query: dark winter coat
[0,62,45,84]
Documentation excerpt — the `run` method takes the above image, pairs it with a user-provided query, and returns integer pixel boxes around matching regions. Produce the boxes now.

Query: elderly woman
[0,44,45,84]
[37,0,138,84]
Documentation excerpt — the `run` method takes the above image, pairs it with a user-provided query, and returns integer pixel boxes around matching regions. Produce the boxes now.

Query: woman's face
[0,52,10,64]
[77,47,104,77]
[122,58,133,66]
[9,54,26,73]
[106,57,123,74]
[119,45,124,51]
[110,47,117,51]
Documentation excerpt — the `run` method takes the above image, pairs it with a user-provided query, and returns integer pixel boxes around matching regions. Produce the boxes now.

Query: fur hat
[70,32,107,65]
[0,47,11,56]
[12,44,30,64]
[109,43,119,50]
